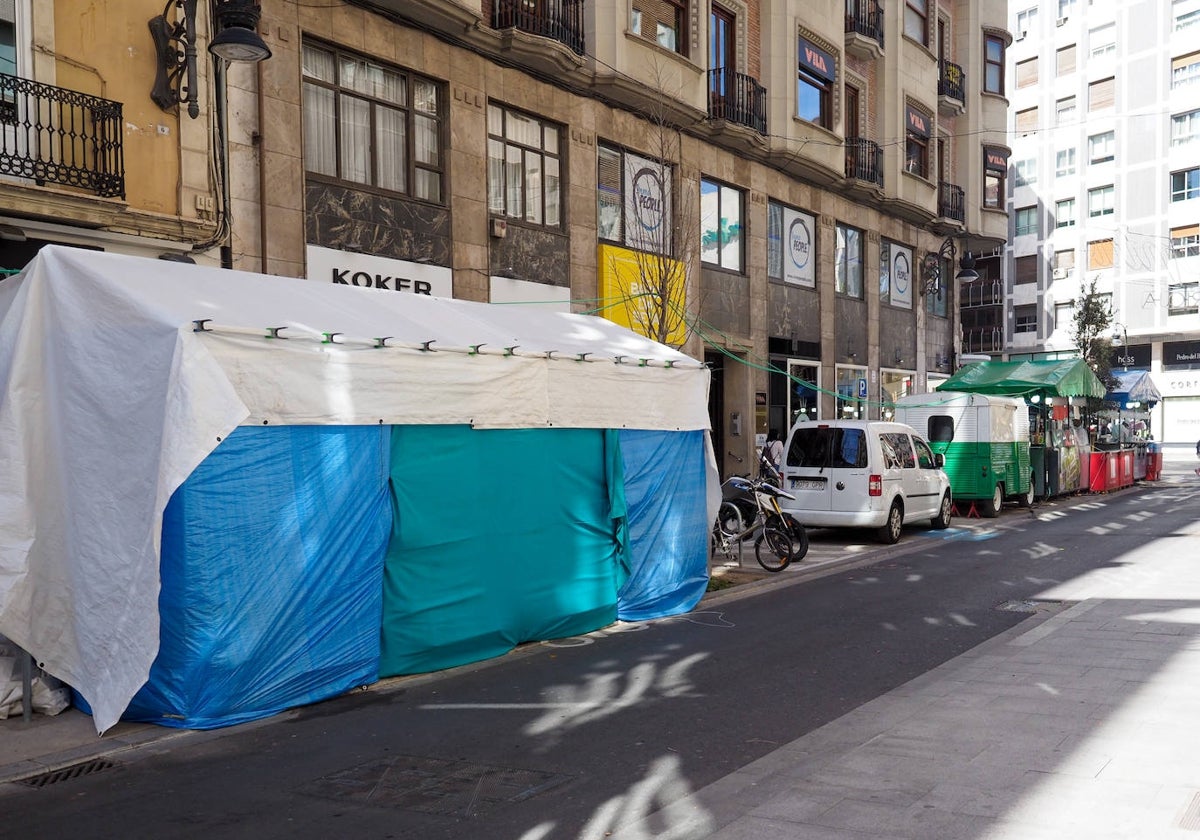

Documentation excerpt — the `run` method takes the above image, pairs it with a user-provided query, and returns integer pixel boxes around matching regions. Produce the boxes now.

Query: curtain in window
[339,96,370,184]
[375,106,406,193]
[302,83,337,177]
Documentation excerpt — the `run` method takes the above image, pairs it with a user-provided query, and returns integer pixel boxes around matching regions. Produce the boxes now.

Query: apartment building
[0,0,1010,472]
[1004,0,1200,442]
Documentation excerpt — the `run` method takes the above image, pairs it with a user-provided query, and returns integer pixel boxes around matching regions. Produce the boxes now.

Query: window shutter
[1089,77,1115,110]
[1015,255,1038,284]
[1173,51,1200,72]
[1017,58,1038,87]
[1173,223,1200,239]
[1057,45,1076,75]
[1088,239,1114,269]
[1017,108,1038,133]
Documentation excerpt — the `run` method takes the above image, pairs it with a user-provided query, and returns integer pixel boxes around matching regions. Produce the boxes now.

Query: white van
[778,420,953,544]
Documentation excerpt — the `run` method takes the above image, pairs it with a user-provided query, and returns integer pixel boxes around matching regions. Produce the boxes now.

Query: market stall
[935,359,1107,499]
[1098,368,1163,481]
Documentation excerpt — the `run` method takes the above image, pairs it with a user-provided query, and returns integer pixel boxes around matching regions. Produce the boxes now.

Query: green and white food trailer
[893,391,1033,517]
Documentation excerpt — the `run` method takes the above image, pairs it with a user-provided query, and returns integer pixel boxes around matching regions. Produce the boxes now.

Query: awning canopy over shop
[936,359,1107,399]
[1106,368,1162,408]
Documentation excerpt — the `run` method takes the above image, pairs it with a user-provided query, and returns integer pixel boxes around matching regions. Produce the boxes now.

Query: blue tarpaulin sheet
[379,425,624,676]
[120,425,392,729]
[616,429,710,620]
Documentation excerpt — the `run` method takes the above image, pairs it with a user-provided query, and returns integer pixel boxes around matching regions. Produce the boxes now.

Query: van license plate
[791,478,825,490]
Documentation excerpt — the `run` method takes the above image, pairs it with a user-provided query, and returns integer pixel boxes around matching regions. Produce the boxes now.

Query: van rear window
[786,428,868,468]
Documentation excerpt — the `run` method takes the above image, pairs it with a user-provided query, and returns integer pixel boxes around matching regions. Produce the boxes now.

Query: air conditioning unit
[1015,30,1026,41]
[1053,268,1068,279]
[1057,16,1068,26]
[489,218,508,239]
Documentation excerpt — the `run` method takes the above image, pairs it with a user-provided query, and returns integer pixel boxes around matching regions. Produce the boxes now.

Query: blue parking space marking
[920,527,1000,542]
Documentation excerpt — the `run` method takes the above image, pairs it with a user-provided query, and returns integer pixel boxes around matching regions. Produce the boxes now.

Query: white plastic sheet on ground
[0,246,714,734]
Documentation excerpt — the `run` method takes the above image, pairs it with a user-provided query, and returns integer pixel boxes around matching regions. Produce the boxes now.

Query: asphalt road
[1,479,1191,840]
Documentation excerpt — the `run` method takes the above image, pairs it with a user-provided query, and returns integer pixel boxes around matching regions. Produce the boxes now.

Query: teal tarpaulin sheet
[119,425,391,728]
[616,429,710,620]
[379,426,624,676]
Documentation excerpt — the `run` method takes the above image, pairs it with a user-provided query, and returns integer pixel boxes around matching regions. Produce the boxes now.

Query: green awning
[935,359,1106,399]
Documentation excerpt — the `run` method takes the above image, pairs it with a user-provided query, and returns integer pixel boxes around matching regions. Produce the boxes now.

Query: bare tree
[600,63,702,350]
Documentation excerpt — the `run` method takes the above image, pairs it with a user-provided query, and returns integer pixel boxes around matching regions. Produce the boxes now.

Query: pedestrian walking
[763,428,784,483]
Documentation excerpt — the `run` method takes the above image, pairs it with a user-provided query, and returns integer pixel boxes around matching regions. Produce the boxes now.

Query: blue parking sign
[857,378,867,399]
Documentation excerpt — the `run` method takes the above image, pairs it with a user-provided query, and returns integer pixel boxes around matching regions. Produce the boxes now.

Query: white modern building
[1003,0,1200,443]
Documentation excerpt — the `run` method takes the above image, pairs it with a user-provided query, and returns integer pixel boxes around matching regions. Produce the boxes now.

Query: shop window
[700,177,743,271]
[598,143,673,255]
[835,223,864,298]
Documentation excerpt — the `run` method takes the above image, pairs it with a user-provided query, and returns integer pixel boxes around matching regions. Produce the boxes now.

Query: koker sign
[305,245,453,298]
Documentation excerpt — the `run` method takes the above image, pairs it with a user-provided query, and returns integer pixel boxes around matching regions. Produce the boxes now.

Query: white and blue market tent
[0,246,719,734]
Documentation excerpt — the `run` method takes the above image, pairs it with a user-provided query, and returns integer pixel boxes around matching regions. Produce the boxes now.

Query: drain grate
[995,599,1048,613]
[300,755,574,817]
[1179,791,1200,830]
[16,758,117,788]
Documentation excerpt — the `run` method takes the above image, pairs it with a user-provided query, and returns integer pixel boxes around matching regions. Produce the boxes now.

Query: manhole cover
[299,755,574,817]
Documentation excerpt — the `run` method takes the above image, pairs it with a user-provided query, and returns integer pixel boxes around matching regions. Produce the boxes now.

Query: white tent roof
[0,246,712,733]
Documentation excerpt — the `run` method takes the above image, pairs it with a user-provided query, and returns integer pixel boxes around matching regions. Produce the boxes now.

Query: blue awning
[1106,369,1161,408]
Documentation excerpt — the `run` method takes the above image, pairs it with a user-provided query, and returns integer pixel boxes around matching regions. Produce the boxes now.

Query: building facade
[1003,0,1200,443]
[0,0,1011,473]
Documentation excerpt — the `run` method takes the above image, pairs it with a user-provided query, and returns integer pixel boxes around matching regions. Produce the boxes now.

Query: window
[835,223,864,298]
[632,0,688,55]
[1014,255,1039,285]
[1173,52,1200,89]
[1055,198,1076,227]
[1056,96,1076,126]
[1088,238,1114,270]
[797,37,835,129]
[767,200,817,286]
[1089,23,1115,58]
[1171,225,1200,258]
[984,147,1007,208]
[835,366,867,420]
[1172,110,1200,147]
[1054,248,1076,272]
[1175,0,1200,31]
[488,104,562,228]
[1059,0,1076,16]
[905,106,931,178]
[1015,158,1038,186]
[302,42,444,202]
[1016,6,1038,35]
[1089,130,1115,162]
[1016,57,1038,88]
[925,275,948,317]
[1056,148,1076,177]
[1169,282,1200,314]
[984,35,1005,94]
[1054,301,1074,332]
[598,144,673,254]
[905,0,928,45]
[700,177,743,271]
[1088,77,1115,111]
[1014,304,1038,333]
[1016,108,1038,135]
[1057,45,1077,75]
[1172,167,1200,201]
[927,416,954,443]
[1088,185,1114,217]
[1015,206,1039,236]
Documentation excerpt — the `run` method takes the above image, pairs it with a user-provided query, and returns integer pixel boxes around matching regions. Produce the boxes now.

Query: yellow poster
[596,244,688,347]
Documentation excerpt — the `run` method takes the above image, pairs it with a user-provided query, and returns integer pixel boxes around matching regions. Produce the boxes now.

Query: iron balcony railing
[0,72,125,199]
[845,0,884,47]
[707,68,767,135]
[961,279,1004,308]
[493,0,585,56]
[845,137,883,187]
[963,327,1004,354]
[938,59,965,101]
[937,181,965,223]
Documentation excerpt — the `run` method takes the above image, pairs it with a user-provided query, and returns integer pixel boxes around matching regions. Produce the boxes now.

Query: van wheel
[979,483,1003,518]
[876,501,903,544]
[1015,474,1035,507]
[931,492,953,530]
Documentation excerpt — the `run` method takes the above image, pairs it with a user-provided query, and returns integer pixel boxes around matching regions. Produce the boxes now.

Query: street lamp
[920,236,980,296]
[1111,323,1131,371]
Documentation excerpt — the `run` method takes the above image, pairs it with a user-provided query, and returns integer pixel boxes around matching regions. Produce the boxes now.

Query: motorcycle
[713,471,808,572]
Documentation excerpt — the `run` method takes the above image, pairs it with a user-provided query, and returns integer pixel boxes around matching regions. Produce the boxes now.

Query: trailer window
[928,415,954,443]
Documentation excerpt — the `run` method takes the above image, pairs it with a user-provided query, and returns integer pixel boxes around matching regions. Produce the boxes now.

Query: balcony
[931,182,969,235]
[845,138,883,188]
[963,327,1005,354]
[707,68,767,135]
[493,0,585,56]
[0,73,125,200]
[961,278,1004,308]
[845,0,884,60]
[938,60,965,116]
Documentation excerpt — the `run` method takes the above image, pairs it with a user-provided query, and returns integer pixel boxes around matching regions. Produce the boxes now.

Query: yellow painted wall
[52,0,196,216]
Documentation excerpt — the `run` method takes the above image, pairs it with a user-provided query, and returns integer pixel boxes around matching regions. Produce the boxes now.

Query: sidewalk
[4,444,1198,835]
